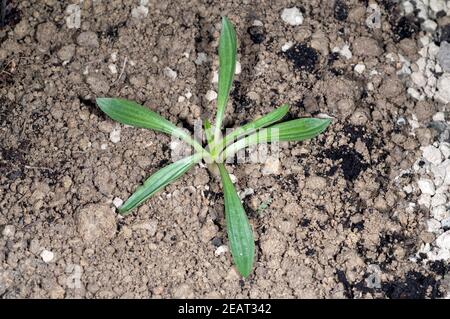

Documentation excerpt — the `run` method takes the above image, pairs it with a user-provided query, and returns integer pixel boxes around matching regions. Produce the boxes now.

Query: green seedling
[96,17,331,277]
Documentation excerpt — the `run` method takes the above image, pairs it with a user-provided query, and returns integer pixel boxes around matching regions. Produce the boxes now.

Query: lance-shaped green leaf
[213,17,237,144]
[211,104,289,156]
[97,98,206,154]
[217,163,255,277]
[119,153,203,215]
[219,118,332,161]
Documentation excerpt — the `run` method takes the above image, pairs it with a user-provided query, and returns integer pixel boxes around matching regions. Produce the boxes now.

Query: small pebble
[366,4,381,29]
[113,197,124,208]
[131,5,149,19]
[215,245,229,256]
[432,112,445,122]
[427,219,441,233]
[437,42,450,73]
[108,64,118,74]
[195,52,208,65]
[262,157,280,175]
[354,63,366,74]
[281,7,303,26]
[422,145,443,165]
[432,205,448,221]
[235,61,242,75]
[163,67,177,80]
[417,179,435,195]
[77,31,99,48]
[40,249,54,263]
[422,20,437,32]
[2,225,15,237]
[205,90,217,102]
[436,231,450,250]
[281,41,294,52]
[110,127,121,143]
[431,193,447,207]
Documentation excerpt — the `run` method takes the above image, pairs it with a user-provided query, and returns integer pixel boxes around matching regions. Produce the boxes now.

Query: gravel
[40,250,54,263]
[281,7,303,26]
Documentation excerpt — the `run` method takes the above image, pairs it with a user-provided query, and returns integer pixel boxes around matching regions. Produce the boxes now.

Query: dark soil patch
[334,0,348,21]
[381,271,442,299]
[392,16,419,42]
[247,26,265,44]
[323,146,368,181]
[283,44,319,73]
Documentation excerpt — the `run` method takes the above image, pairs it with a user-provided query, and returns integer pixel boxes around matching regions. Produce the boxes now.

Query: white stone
[354,63,366,74]
[212,71,219,83]
[427,219,442,233]
[416,57,427,71]
[281,41,294,52]
[433,112,445,122]
[401,1,414,15]
[440,143,450,159]
[411,72,427,87]
[2,225,15,237]
[140,0,149,5]
[235,61,241,75]
[442,218,450,229]
[108,64,117,74]
[442,160,450,184]
[205,90,217,102]
[366,4,381,29]
[229,174,237,184]
[239,188,254,199]
[40,249,54,263]
[422,20,437,32]
[65,4,81,29]
[262,157,280,175]
[163,67,177,80]
[100,143,108,150]
[281,7,303,26]
[131,5,149,19]
[423,145,443,165]
[185,91,192,99]
[253,20,263,27]
[397,117,407,126]
[340,45,352,60]
[195,52,208,65]
[178,96,186,103]
[110,127,121,144]
[436,231,450,250]
[430,0,446,13]
[385,53,396,62]
[437,42,450,72]
[418,179,435,195]
[419,47,428,58]
[428,43,440,58]
[418,194,432,208]
[428,248,450,261]
[431,193,447,207]
[419,36,430,47]
[432,205,449,221]
[215,245,229,256]
[403,184,413,193]
[113,197,124,208]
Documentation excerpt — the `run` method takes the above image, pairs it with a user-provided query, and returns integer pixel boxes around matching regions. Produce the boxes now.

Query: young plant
[96,17,331,278]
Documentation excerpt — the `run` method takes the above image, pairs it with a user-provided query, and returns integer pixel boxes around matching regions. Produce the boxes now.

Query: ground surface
[0,0,449,298]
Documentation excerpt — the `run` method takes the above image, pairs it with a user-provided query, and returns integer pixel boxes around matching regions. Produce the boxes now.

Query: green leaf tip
[213,16,237,144]
[217,163,255,278]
